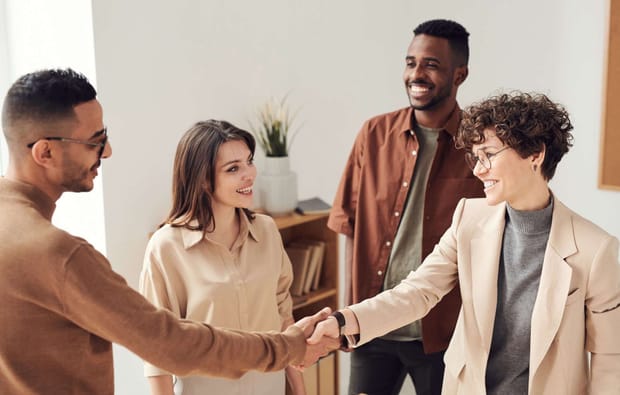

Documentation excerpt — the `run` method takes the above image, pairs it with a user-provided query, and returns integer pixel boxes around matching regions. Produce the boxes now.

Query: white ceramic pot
[258,156,298,215]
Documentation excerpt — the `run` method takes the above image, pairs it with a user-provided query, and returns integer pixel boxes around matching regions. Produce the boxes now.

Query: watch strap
[330,311,346,336]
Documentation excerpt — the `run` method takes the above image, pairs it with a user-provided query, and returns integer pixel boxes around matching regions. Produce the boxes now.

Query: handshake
[291,307,355,369]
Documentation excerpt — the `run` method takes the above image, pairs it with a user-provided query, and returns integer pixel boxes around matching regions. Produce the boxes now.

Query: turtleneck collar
[506,195,554,235]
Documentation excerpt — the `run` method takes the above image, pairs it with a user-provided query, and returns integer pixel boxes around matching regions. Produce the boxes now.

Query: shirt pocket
[565,288,584,306]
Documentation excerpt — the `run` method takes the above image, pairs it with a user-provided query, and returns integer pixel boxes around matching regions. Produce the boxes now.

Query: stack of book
[295,197,331,215]
[285,239,326,296]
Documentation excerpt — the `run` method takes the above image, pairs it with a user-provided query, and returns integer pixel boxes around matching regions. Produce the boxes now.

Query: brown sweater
[0,178,305,394]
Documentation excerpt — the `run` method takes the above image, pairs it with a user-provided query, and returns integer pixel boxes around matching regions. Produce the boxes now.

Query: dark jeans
[348,338,445,395]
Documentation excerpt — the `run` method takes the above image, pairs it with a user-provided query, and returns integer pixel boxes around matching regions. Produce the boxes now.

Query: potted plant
[250,96,300,215]
[252,96,300,157]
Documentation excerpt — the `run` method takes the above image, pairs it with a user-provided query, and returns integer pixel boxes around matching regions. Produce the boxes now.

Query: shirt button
[402,181,408,187]
[377,270,383,276]
[394,211,400,217]
[385,241,392,247]
[411,150,417,156]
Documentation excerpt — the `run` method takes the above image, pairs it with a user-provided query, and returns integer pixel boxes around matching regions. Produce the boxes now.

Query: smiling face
[211,139,257,212]
[472,128,548,210]
[403,34,467,112]
[57,100,111,193]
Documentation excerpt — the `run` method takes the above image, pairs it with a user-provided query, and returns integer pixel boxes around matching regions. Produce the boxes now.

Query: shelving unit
[272,211,339,395]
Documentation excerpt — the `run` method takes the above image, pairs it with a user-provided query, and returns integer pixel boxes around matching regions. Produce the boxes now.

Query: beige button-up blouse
[140,212,294,395]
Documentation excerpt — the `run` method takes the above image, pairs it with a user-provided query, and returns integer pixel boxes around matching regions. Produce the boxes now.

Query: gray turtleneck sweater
[485,199,554,394]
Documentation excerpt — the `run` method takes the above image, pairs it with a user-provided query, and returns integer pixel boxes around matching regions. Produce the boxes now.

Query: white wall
[0,0,106,251]
[90,1,619,394]
[0,1,8,175]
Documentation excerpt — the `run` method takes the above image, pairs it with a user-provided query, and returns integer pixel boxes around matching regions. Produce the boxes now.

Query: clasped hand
[291,307,343,370]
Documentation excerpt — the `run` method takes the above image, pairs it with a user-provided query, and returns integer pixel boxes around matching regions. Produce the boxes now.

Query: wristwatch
[330,311,346,336]
[330,310,349,349]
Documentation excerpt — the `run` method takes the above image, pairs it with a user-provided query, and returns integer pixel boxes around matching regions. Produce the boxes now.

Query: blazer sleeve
[348,198,466,346]
[585,235,620,393]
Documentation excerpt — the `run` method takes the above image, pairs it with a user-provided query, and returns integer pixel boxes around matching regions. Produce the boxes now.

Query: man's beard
[408,82,453,111]
[60,159,98,193]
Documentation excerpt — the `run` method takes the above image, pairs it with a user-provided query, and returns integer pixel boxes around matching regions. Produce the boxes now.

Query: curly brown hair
[456,91,574,180]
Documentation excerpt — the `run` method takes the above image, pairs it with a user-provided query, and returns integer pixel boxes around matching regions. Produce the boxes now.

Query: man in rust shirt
[0,68,337,395]
[328,19,484,395]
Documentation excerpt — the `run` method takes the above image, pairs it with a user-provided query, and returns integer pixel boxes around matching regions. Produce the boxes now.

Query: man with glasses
[25,127,108,193]
[0,68,337,394]
[26,127,108,156]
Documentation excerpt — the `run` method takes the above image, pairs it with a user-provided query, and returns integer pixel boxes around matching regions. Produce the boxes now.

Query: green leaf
[249,95,302,157]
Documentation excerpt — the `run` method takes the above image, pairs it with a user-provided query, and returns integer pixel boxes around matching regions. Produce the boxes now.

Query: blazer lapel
[470,202,506,352]
[529,199,577,382]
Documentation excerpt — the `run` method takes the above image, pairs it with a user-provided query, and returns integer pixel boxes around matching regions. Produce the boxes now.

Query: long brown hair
[163,120,256,235]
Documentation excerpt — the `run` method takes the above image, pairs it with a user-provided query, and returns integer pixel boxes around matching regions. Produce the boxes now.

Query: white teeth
[236,187,252,194]
[409,85,430,93]
[483,180,497,189]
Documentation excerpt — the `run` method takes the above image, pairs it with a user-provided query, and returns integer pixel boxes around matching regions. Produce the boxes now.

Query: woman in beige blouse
[139,120,305,395]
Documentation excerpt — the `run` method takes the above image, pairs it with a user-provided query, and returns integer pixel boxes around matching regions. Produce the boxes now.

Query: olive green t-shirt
[381,123,439,341]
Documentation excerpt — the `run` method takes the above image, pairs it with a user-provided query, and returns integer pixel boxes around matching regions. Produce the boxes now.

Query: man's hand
[291,307,339,369]
[300,334,340,368]
[306,315,339,344]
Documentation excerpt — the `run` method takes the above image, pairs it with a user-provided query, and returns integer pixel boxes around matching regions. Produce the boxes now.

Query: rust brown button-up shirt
[328,105,484,353]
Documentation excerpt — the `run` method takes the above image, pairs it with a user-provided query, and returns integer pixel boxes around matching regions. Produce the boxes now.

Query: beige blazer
[349,197,620,394]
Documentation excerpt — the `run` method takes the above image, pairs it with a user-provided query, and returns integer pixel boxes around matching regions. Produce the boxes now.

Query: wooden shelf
[271,211,329,229]
[270,211,339,395]
[293,287,338,309]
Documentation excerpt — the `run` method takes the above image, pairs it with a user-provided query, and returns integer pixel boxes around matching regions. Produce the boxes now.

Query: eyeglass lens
[465,151,491,170]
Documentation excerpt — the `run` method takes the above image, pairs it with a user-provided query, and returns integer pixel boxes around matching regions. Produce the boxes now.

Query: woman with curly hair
[310,92,620,394]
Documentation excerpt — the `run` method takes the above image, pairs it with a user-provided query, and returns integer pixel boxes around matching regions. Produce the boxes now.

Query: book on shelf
[290,240,326,293]
[318,353,335,395]
[309,241,326,291]
[302,360,318,395]
[295,197,331,215]
[285,245,312,296]
[285,239,326,295]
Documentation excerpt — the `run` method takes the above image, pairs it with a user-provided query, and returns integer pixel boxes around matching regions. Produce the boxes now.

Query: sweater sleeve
[60,244,306,378]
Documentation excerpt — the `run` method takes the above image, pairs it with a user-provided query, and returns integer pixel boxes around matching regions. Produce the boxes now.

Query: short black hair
[414,19,470,65]
[2,68,97,132]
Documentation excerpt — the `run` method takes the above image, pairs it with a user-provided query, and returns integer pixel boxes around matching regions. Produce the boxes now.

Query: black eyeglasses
[465,146,510,170]
[27,127,108,158]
